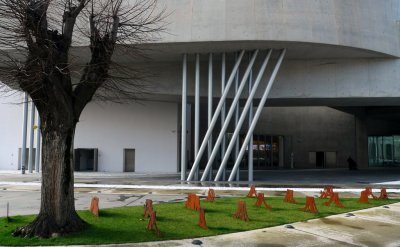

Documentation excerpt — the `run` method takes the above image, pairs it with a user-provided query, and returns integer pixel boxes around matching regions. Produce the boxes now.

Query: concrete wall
[0,93,35,170]
[0,95,179,173]
[254,106,355,168]
[74,101,178,173]
[139,56,400,106]
[160,0,400,57]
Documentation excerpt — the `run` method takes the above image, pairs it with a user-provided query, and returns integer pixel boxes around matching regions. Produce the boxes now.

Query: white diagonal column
[214,49,273,181]
[228,49,286,181]
[186,50,245,181]
[200,50,260,182]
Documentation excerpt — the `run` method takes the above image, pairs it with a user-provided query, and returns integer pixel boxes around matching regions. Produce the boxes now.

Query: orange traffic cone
[144,199,154,218]
[90,196,99,217]
[284,189,296,203]
[365,187,377,199]
[323,192,344,208]
[185,193,201,211]
[254,193,272,209]
[358,190,369,203]
[247,185,257,197]
[379,188,388,199]
[320,186,334,199]
[233,201,249,221]
[300,196,318,213]
[198,208,208,229]
[205,189,216,202]
[147,211,161,236]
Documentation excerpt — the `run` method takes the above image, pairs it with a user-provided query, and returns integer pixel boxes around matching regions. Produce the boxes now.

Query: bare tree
[0,0,164,238]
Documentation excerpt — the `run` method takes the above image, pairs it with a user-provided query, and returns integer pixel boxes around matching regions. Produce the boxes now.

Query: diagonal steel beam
[200,50,260,181]
[214,49,273,181]
[186,50,245,181]
[228,49,286,181]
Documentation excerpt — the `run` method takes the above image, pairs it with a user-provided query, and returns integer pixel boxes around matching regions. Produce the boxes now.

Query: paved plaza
[0,169,399,246]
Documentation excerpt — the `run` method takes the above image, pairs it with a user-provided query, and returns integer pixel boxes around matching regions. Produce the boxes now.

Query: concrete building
[0,0,400,181]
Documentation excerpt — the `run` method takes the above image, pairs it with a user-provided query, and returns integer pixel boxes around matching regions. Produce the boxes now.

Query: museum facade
[0,0,399,181]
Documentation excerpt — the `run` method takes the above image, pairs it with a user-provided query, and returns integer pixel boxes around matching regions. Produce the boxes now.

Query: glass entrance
[240,134,283,170]
[368,135,400,167]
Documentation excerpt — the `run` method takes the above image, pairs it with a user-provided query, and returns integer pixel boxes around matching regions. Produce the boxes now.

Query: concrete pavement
[1,168,400,188]
[0,170,399,246]
[115,203,400,247]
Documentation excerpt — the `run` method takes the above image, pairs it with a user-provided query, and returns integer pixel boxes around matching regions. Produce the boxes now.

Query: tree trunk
[13,121,87,238]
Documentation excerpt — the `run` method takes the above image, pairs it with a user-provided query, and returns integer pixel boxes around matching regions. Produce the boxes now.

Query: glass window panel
[368,136,378,167]
[272,136,279,167]
[383,136,394,165]
[394,136,400,164]
[368,135,400,167]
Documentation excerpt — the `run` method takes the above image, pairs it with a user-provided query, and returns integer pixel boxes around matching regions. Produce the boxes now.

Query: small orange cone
[300,196,318,213]
[320,186,334,199]
[284,189,296,203]
[365,187,377,199]
[147,211,161,237]
[144,199,154,218]
[358,190,369,203]
[323,192,344,208]
[198,208,208,229]
[254,193,272,209]
[205,189,216,202]
[379,188,388,199]
[233,201,249,221]
[90,196,99,217]
[185,193,201,211]
[247,185,257,197]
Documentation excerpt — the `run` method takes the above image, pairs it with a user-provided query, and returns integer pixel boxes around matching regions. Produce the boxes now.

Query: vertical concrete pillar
[221,53,226,180]
[21,93,28,174]
[181,54,188,180]
[35,114,41,172]
[194,53,200,180]
[208,53,213,180]
[234,53,240,181]
[28,102,35,173]
[248,53,254,182]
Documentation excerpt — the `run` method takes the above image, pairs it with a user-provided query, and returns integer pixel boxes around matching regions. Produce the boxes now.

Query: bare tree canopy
[0,0,164,238]
[0,0,165,106]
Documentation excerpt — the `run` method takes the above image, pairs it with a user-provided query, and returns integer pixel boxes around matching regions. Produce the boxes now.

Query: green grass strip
[1,197,398,246]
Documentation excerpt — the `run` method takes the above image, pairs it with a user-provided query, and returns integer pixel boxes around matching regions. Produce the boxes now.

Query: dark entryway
[74,148,98,171]
[316,151,325,168]
[124,149,135,172]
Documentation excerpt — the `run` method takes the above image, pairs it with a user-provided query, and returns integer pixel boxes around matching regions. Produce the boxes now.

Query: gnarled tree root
[12,213,87,238]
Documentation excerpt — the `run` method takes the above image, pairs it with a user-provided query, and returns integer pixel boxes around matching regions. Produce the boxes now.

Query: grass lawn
[1,196,398,246]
